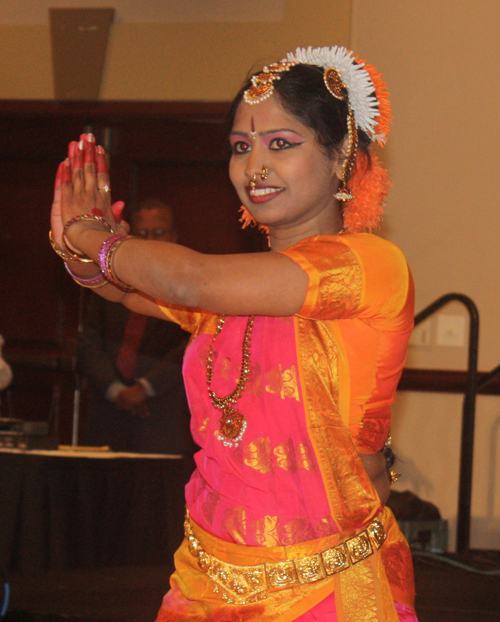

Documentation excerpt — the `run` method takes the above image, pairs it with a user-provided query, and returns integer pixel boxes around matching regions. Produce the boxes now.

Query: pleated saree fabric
[156,233,417,621]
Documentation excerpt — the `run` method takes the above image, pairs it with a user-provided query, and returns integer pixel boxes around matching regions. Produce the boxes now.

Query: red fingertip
[69,141,77,158]
[84,140,96,164]
[96,148,109,174]
[62,158,72,182]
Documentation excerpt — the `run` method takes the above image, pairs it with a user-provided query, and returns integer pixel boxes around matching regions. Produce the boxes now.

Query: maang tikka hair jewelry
[243,61,296,105]
[206,315,255,447]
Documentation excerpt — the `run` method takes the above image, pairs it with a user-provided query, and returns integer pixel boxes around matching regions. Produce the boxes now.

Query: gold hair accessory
[323,67,346,100]
[243,61,296,105]
[98,185,111,193]
[206,315,254,447]
[334,107,358,202]
[62,214,114,262]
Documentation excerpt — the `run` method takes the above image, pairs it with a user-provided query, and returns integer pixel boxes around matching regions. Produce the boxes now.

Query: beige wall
[352,1,500,549]
[0,0,351,100]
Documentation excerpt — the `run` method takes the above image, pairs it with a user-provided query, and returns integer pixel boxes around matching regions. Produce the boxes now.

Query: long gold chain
[206,315,254,447]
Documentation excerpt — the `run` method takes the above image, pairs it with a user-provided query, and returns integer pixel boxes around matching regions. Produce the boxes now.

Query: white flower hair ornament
[286,46,391,145]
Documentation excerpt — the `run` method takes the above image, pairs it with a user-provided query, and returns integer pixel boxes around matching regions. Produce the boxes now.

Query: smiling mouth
[249,186,284,197]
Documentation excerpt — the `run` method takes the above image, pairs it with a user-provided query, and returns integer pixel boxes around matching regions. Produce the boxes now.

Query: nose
[245,160,269,187]
[244,143,267,182]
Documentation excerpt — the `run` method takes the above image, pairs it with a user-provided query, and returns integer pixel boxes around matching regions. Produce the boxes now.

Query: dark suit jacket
[78,293,195,454]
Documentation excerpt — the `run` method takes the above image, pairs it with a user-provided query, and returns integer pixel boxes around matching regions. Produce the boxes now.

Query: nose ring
[250,165,269,192]
[250,173,258,192]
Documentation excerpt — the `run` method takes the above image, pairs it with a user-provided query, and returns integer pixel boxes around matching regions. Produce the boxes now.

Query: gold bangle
[49,230,93,263]
[62,214,114,262]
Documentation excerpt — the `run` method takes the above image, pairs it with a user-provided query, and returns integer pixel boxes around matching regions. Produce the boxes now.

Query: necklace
[206,315,254,447]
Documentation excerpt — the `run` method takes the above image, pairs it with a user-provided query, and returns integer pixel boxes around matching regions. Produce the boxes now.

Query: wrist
[63,214,113,260]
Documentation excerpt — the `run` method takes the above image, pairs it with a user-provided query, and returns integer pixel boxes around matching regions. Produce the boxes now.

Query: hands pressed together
[51,133,125,252]
[50,133,140,295]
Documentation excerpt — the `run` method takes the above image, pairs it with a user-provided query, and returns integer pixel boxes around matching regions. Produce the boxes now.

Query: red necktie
[116,312,148,380]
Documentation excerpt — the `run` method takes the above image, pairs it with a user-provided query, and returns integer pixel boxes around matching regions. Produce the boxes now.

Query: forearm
[54,134,308,317]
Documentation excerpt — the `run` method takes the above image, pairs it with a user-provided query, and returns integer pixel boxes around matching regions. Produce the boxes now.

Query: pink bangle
[98,234,135,291]
[64,262,107,289]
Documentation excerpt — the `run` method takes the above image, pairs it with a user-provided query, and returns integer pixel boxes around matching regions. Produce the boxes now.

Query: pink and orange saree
[156,233,417,621]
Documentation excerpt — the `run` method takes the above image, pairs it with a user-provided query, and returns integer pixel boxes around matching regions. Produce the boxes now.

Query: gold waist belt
[184,511,386,605]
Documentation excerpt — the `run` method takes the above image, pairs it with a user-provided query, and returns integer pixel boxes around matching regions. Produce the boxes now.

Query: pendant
[217,405,247,447]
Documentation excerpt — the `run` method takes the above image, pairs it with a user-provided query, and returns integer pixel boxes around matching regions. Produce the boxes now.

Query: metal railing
[413,293,479,553]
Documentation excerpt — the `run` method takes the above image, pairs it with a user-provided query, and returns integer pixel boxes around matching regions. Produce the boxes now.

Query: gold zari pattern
[184,510,386,605]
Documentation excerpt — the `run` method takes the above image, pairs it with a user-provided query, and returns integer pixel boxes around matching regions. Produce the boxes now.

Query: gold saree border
[294,317,400,621]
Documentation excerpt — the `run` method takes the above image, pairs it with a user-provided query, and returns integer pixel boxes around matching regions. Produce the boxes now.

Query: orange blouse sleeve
[279,233,413,328]
[155,302,203,335]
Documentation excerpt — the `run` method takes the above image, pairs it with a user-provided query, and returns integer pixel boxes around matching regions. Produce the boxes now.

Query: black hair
[227,63,371,161]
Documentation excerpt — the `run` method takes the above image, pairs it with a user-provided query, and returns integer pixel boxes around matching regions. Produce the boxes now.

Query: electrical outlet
[436,315,466,347]
[410,322,432,347]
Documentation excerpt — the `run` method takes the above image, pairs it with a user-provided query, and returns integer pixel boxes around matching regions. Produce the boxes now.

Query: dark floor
[2,552,500,622]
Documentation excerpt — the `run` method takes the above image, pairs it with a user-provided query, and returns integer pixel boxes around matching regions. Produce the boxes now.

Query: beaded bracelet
[98,233,135,292]
[49,230,93,263]
[62,214,114,262]
[64,262,107,289]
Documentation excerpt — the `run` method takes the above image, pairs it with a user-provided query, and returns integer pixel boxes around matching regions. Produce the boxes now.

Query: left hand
[51,134,127,251]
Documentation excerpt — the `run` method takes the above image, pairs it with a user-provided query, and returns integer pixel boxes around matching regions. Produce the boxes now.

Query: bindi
[250,117,257,140]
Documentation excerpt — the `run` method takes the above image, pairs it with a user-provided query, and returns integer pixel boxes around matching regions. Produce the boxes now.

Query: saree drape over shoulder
[155,233,416,622]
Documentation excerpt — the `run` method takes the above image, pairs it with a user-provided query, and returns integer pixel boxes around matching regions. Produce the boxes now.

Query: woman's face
[229,95,343,235]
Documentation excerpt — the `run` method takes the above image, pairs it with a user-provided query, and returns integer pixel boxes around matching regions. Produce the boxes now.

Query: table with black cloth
[0,447,191,572]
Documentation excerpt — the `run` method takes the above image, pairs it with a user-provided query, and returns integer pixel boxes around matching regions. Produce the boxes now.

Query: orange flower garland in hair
[355,57,392,146]
[342,150,391,234]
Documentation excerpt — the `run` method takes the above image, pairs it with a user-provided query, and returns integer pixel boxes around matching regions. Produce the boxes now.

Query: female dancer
[51,46,417,621]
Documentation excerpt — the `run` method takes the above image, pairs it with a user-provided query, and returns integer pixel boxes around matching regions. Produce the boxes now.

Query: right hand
[51,134,128,253]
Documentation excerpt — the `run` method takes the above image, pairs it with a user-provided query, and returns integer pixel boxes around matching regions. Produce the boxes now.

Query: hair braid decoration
[342,150,391,233]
